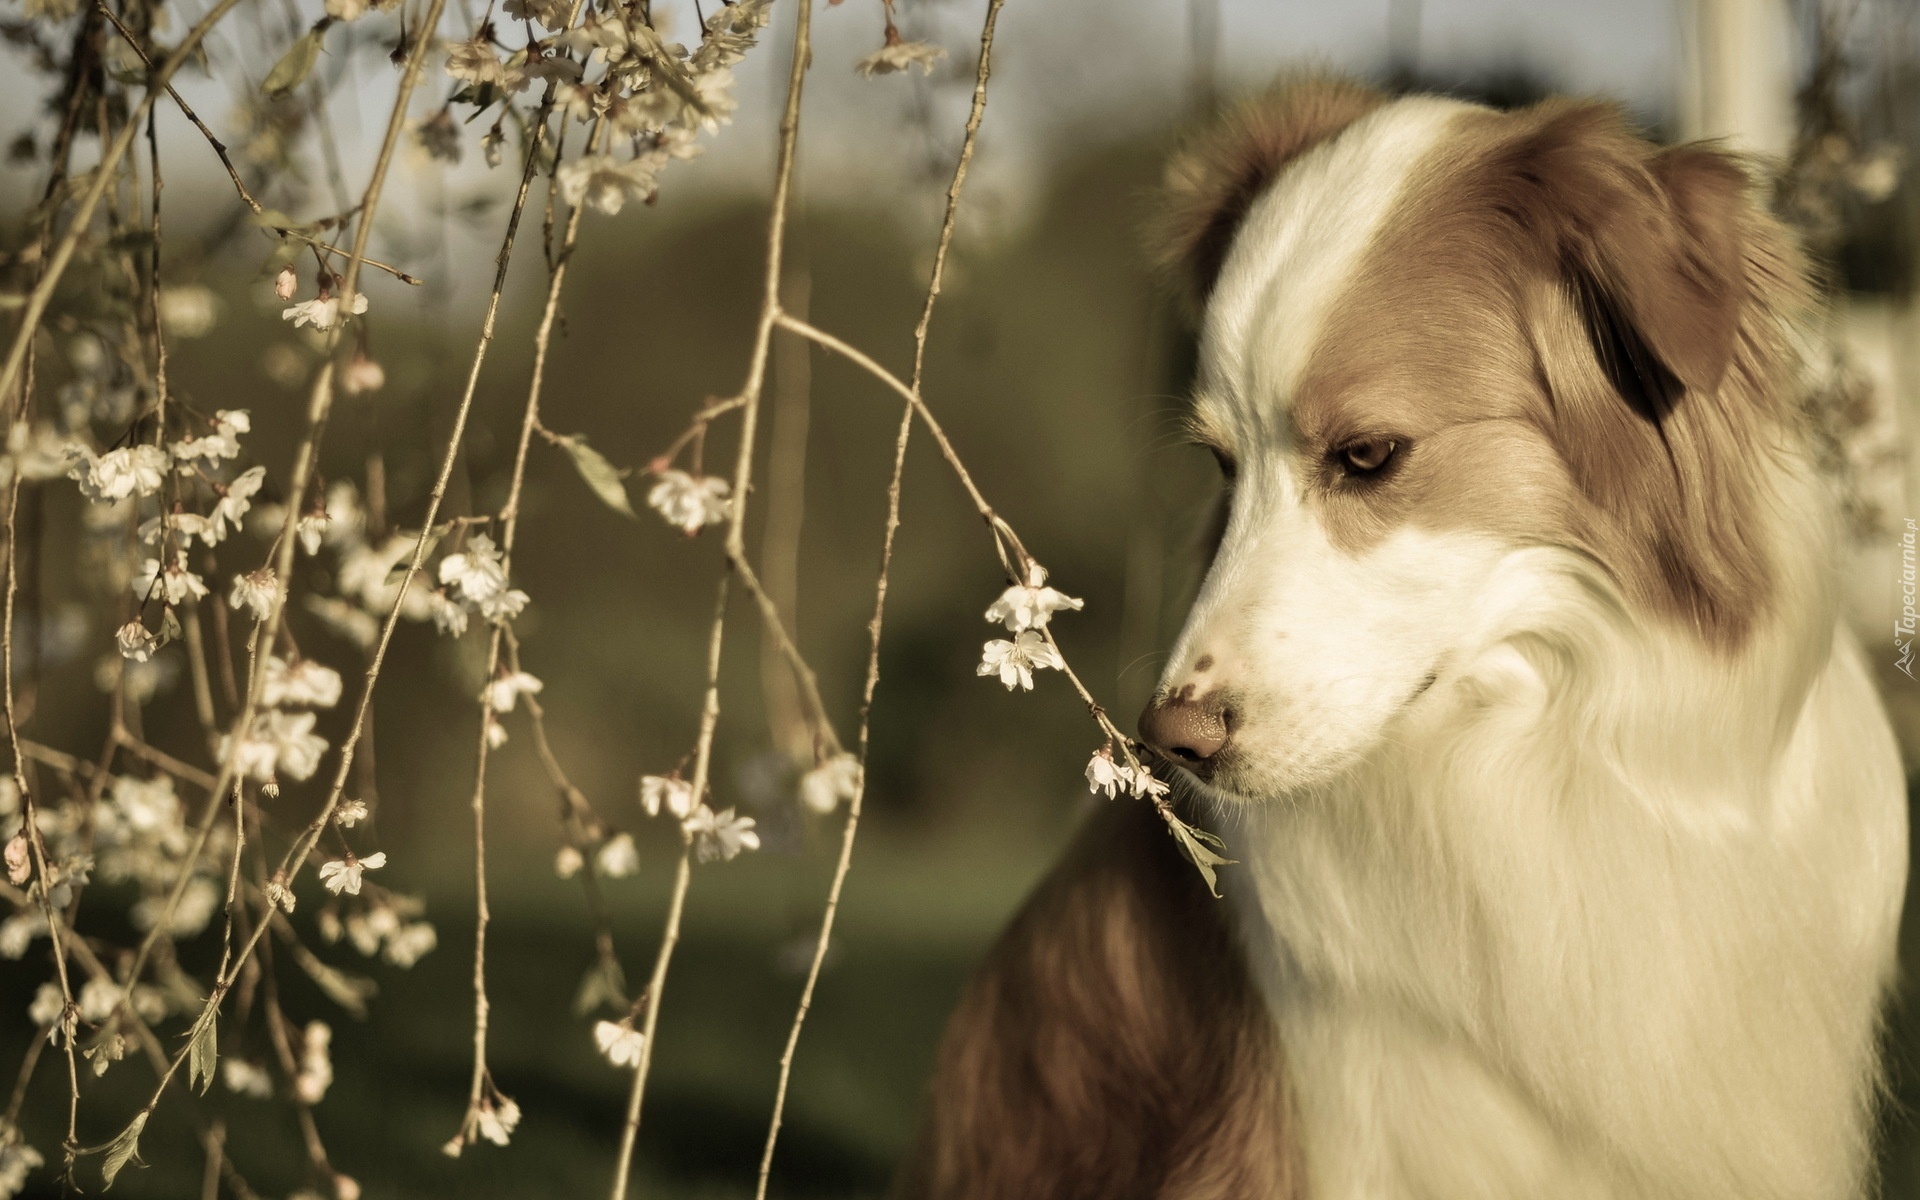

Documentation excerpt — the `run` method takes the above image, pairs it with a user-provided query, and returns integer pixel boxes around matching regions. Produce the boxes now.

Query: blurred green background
[5,0,1920,1196]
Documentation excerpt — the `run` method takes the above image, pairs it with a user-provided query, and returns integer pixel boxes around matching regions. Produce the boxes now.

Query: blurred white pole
[1678,0,1796,156]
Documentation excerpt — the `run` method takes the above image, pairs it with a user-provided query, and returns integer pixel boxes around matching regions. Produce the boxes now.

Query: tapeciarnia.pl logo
[1899,518,1917,680]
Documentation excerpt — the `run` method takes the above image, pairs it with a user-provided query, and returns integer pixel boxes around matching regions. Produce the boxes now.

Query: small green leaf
[263,21,332,98]
[100,1109,148,1188]
[186,1010,217,1095]
[557,435,637,520]
[1165,814,1234,898]
[573,955,629,1015]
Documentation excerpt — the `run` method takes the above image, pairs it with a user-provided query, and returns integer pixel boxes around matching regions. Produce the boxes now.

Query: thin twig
[752,3,1006,1193]
[0,0,249,411]
[609,2,814,1195]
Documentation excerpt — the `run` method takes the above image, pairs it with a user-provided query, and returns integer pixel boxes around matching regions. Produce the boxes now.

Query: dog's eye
[1210,445,1238,483]
[1335,438,1398,477]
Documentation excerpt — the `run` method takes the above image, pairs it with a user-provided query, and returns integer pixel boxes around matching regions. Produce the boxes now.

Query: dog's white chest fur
[1222,619,1905,1200]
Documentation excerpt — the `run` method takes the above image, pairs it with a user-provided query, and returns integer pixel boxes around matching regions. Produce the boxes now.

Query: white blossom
[336,799,369,827]
[297,513,328,556]
[639,774,694,819]
[210,466,266,542]
[262,656,343,709]
[342,354,386,396]
[112,775,179,834]
[132,874,219,935]
[281,291,369,331]
[0,914,40,959]
[427,591,471,636]
[318,852,387,896]
[484,671,543,714]
[294,1021,333,1104]
[555,846,584,878]
[683,804,759,863]
[646,469,730,535]
[595,833,639,878]
[857,36,946,77]
[1085,746,1125,798]
[229,569,281,621]
[275,266,298,301]
[558,153,661,215]
[439,534,508,603]
[3,834,25,886]
[1123,763,1171,799]
[475,1097,521,1146]
[384,922,437,967]
[0,1120,45,1196]
[477,586,530,623]
[27,983,63,1029]
[68,444,168,501]
[132,558,210,604]
[593,1019,646,1068]
[223,1059,274,1098]
[984,572,1084,632]
[223,710,329,782]
[976,630,1063,691]
[445,37,528,92]
[115,622,157,662]
[158,286,219,338]
[800,753,861,814]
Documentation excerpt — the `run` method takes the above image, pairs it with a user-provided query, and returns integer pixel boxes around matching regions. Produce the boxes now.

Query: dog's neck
[1214,551,1902,1200]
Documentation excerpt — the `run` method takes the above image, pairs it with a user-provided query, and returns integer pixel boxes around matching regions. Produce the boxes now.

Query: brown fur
[894,799,1298,1200]
[1167,86,1810,648]
[1150,74,1385,309]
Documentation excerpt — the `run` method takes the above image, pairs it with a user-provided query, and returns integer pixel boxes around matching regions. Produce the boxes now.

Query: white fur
[1159,102,1908,1200]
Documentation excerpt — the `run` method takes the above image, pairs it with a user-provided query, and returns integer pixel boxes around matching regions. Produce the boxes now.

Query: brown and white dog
[898,78,1908,1200]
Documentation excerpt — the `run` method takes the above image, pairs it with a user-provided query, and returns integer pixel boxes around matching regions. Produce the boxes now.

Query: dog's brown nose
[1138,692,1233,770]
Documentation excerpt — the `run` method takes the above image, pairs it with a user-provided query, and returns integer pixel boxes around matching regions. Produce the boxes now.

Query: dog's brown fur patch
[1284,99,1810,648]
[894,799,1297,1200]
[1150,74,1385,309]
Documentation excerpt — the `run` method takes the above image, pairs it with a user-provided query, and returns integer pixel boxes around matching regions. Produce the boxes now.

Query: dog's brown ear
[1150,74,1385,309]
[1507,99,1798,648]
[1504,102,1751,415]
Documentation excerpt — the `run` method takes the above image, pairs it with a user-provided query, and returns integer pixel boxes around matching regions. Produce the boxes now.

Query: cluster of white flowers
[0,1118,40,1200]
[220,656,341,788]
[634,770,759,863]
[63,410,272,677]
[593,1017,646,1068]
[426,0,775,216]
[1084,744,1171,801]
[799,752,861,815]
[318,890,437,968]
[976,565,1081,691]
[294,1020,333,1104]
[645,468,731,535]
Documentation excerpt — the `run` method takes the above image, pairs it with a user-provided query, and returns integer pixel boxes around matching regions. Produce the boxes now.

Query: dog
[897,77,1909,1200]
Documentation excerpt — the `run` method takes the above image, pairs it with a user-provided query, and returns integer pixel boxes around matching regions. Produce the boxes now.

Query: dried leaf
[573,955,628,1016]
[1165,814,1234,898]
[100,1109,148,1188]
[557,435,636,520]
[186,1010,217,1095]
[263,22,331,97]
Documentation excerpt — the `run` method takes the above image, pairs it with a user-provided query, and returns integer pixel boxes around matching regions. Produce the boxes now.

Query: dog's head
[1139,78,1808,798]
